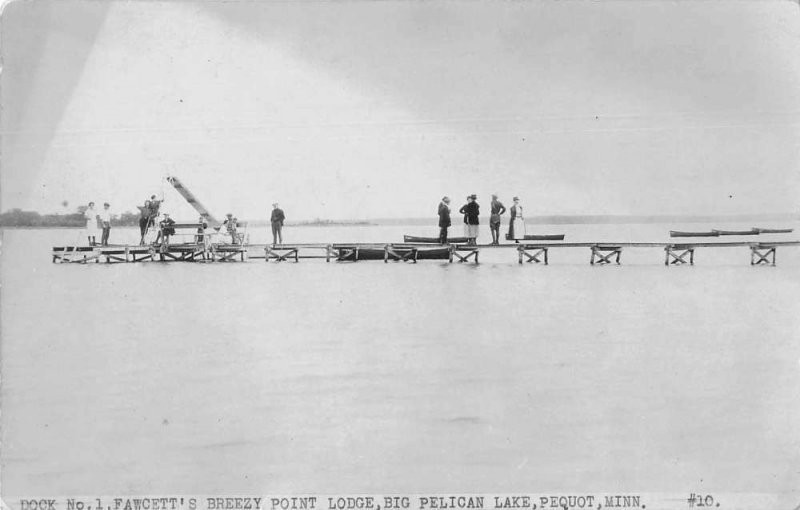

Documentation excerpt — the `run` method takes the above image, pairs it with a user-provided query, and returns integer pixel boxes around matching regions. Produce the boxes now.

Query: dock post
[751,244,776,266]
[665,245,694,266]
[591,245,622,265]
[518,246,523,264]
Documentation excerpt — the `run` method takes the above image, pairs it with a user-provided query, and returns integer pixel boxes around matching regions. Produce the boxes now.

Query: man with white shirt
[98,202,112,246]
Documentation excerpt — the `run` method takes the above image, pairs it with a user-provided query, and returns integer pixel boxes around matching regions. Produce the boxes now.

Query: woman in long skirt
[84,202,99,246]
[509,196,526,243]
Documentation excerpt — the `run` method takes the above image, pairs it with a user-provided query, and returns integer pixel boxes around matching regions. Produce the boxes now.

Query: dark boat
[669,231,719,238]
[712,229,759,236]
[414,247,451,260]
[333,246,385,261]
[754,227,794,234]
[523,234,565,241]
[403,235,469,244]
[334,244,451,261]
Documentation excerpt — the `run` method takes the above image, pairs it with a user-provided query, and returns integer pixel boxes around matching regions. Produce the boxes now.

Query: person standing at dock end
[489,194,506,245]
[459,194,480,246]
[98,203,112,246]
[84,202,99,246]
[438,196,451,244]
[509,196,526,243]
[271,203,285,245]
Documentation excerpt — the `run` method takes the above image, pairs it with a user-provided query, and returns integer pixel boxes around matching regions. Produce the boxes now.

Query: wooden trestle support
[590,245,622,265]
[750,244,776,266]
[518,245,549,265]
[665,244,695,266]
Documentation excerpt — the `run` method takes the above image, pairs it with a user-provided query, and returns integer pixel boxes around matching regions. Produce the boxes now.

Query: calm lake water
[2,223,799,497]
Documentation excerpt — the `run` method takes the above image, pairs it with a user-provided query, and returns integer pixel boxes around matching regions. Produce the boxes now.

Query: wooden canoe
[523,234,565,241]
[712,229,759,236]
[403,235,469,244]
[754,227,793,234]
[669,231,719,238]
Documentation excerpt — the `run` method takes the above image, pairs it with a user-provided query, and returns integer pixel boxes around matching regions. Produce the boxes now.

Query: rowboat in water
[669,231,719,238]
[403,235,469,244]
[754,227,793,234]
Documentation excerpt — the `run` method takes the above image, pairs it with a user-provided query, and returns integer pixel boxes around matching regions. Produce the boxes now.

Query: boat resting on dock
[712,229,760,236]
[403,235,469,244]
[523,234,566,241]
[754,227,794,234]
[670,231,719,238]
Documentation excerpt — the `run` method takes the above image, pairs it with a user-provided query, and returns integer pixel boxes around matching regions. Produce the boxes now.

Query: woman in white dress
[509,196,526,242]
[84,202,100,246]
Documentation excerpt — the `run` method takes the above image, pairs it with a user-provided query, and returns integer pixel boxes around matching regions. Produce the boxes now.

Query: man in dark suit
[438,196,451,244]
[270,203,286,245]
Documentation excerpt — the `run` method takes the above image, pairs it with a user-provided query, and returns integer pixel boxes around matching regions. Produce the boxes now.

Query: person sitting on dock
[459,194,480,246]
[195,215,209,247]
[508,196,526,243]
[137,199,152,245]
[84,202,100,246]
[158,213,176,247]
[222,213,239,245]
[489,194,506,245]
[438,196,451,244]
[270,203,285,245]
[98,203,112,246]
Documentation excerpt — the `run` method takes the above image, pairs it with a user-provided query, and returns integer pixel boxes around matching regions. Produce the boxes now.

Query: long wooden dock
[51,240,800,266]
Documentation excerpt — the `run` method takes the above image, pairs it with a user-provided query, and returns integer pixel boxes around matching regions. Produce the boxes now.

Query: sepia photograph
[1,0,799,508]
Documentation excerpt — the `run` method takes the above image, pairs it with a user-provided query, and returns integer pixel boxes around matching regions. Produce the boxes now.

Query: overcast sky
[2,0,800,220]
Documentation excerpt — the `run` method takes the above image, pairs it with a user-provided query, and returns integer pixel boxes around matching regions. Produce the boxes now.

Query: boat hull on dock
[523,234,565,241]
[670,231,719,238]
[403,235,469,244]
[712,229,759,236]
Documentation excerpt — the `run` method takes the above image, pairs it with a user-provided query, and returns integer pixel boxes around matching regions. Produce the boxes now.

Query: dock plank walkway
[52,240,800,266]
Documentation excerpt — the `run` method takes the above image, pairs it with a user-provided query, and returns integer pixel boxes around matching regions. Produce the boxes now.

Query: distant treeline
[0,208,142,227]
[0,209,377,228]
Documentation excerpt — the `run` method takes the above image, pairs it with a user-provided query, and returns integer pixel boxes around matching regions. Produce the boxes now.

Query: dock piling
[665,245,695,266]
[751,244,776,266]
[591,245,622,265]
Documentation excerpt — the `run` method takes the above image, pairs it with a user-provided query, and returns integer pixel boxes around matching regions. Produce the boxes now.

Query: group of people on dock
[81,190,526,249]
[82,194,287,248]
[438,194,525,245]
[83,202,113,246]
[136,195,164,245]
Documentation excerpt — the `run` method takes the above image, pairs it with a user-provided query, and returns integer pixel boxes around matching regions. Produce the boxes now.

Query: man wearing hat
[437,196,451,244]
[270,203,286,245]
[489,194,506,245]
[459,194,480,246]
[157,212,176,247]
